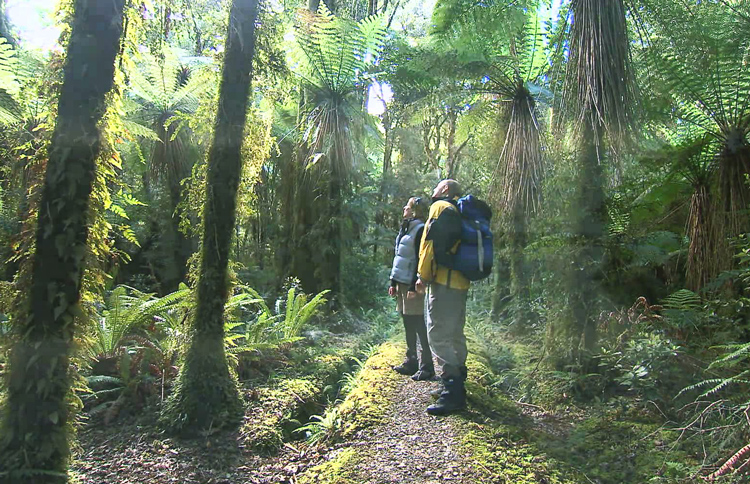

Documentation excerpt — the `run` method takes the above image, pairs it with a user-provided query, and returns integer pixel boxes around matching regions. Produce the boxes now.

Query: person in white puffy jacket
[388,196,435,381]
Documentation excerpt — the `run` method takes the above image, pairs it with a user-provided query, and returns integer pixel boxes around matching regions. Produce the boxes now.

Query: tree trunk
[284,0,322,293]
[161,0,259,433]
[560,119,606,368]
[0,0,16,47]
[374,109,395,258]
[0,0,125,481]
[508,202,531,333]
[165,177,191,293]
[491,241,511,322]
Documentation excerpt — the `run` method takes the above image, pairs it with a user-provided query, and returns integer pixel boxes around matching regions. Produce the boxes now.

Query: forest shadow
[456,382,690,484]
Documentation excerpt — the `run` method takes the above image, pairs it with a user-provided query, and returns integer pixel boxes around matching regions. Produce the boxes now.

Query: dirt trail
[323,376,484,483]
[74,342,570,484]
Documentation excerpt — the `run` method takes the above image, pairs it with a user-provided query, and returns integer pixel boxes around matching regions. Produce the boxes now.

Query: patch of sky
[7,0,59,52]
[367,81,393,116]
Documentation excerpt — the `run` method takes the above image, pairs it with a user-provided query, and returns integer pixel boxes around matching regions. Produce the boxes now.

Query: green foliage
[89,285,189,361]
[296,406,343,445]
[293,4,385,97]
[292,3,385,181]
[227,286,329,360]
[0,37,21,125]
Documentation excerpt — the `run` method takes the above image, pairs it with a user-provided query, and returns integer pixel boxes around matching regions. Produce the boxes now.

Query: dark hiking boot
[432,367,467,398]
[393,358,418,375]
[426,378,466,416]
[411,369,435,381]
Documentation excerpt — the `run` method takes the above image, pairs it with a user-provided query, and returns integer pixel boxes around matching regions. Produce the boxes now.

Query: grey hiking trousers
[426,282,468,379]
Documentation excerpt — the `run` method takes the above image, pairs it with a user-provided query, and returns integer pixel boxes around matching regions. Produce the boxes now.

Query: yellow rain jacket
[418,199,470,291]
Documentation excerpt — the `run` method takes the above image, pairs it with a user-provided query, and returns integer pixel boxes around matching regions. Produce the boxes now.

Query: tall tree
[127,50,210,293]
[161,0,259,432]
[552,0,637,366]
[478,13,550,332]
[0,0,126,481]
[289,5,385,296]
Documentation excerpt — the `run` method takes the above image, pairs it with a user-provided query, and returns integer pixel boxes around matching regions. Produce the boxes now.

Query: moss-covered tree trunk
[565,120,606,366]
[0,0,125,481]
[161,0,259,433]
[508,202,532,332]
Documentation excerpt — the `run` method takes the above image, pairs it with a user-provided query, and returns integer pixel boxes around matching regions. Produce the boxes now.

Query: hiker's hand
[415,279,426,294]
[407,290,417,300]
[388,286,396,297]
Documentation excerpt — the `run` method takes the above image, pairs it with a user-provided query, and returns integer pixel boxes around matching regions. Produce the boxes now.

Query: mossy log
[241,354,352,453]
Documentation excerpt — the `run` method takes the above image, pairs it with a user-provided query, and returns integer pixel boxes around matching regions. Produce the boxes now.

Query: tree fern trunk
[166,178,191,293]
[0,0,125,481]
[548,120,606,369]
[160,0,259,433]
[508,201,532,333]
[491,242,511,322]
[570,120,605,362]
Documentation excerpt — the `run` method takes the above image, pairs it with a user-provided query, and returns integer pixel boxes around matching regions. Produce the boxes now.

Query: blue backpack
[429,195,494,281]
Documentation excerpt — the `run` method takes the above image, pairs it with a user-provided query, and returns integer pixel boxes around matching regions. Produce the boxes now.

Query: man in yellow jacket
[416,179,469,416]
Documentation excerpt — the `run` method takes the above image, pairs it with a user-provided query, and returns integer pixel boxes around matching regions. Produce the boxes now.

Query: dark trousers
[402,314,434,372]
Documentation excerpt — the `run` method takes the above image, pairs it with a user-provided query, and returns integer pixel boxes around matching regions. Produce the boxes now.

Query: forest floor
[72,339,689,484]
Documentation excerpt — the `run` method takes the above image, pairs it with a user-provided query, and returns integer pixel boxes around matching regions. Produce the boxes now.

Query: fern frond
[661,289,702,310]
[122,120,160,141]
[710,343,750,367]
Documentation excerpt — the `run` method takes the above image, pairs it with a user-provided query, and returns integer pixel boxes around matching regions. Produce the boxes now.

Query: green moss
[462,338,703,484]
[457,355,580,484]
[160,340,244,435]
[461,425,578,484]
[242,378,317,452]
[537,414,694,484]
[337,342,402,438]
[240,352,354,453]
[297,447,359,484]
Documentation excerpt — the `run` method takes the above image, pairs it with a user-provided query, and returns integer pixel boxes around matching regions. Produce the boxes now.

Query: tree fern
[640,1,750,240]
[0,37,21,125]
[125,48,214,183]
[292,3,385,180]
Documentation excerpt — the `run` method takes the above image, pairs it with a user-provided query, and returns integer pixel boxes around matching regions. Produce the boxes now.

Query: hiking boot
[426,377,466,416]
[393,358,418,376]
[411,369,435,381]
[432,368,466,399]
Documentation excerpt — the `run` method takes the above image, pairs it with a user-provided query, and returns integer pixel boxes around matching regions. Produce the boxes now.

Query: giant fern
[125,48,214,184]
[292,4,386,181]
[639,1,750,241]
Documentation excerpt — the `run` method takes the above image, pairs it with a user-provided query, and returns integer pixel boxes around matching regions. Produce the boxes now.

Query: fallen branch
[703,442,750,481]
[516,401,548,413]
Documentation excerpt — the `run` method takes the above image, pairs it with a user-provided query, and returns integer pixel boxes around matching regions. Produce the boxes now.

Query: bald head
[432,179,462,200]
